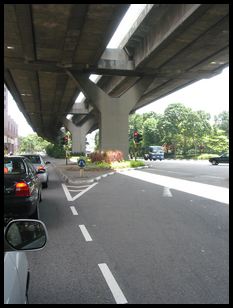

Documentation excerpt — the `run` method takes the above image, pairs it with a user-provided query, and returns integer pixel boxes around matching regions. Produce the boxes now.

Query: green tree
[214,111,229,137]
[18,133,50,154]
[143,117,161,147]
[128,113,144,138]
[203,128,229,154]
[157,103,188,154]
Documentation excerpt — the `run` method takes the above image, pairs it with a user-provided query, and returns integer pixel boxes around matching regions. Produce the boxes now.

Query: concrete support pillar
[66,71,153,159]
[63,118,95,153]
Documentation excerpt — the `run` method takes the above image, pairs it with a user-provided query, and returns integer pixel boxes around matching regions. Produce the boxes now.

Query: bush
[197,153,219,160]
[71,152,86,157]
[130,160,145,168]
[46,144,66,158]
[89,150,124,163]
[89,151,105,163]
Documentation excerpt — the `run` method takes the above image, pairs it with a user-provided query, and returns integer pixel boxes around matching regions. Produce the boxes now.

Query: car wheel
[212,160,218,165]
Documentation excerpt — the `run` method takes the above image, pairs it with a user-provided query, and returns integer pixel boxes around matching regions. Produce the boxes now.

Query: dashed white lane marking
[98,263,128,304]
[70,206,78,215]
[119,170,229,204]
[79,225,93,241]
[163,187,173,197]
[62,182,98,201]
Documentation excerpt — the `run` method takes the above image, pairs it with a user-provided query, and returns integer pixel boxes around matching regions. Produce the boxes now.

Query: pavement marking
[164,170,191,176]
[163,187,173,197]
[67,184,90,188]
[119,169,229,204]
[200,175,225,179]
[98,263,128,304]
[79,225,93,241]
[62,182,98,202]
[70,206,78,215]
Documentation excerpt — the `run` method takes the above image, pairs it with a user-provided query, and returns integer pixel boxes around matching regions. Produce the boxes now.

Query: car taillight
[15,182,31,197]
[37,166,45,172]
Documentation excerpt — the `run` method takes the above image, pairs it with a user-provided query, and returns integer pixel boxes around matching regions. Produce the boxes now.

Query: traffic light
[63,135,68,145]
[138,133,143,142]
[133,131,143,144]
[133,131,139,143]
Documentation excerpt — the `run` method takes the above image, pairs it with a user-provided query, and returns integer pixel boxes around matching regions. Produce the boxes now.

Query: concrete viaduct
[4,4,229,158]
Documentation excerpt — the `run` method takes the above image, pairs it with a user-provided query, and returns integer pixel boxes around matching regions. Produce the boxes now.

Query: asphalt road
[27,161,229,304]
[143,159,229,187]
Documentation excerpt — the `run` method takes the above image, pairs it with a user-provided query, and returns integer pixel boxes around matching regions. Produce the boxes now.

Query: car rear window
[4,158,26,174]
[24,155,41,164]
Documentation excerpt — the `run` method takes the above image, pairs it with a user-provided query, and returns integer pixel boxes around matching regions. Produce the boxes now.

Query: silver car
[21,154,50,188]
[4,219,48,304]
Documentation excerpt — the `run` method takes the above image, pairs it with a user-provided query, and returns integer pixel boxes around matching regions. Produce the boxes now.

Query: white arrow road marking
[98,263,128,304]
[163,187,173,197]
[62,182,98,202]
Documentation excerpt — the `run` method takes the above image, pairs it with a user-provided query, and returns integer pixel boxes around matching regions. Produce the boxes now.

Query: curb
[52,163,148,185]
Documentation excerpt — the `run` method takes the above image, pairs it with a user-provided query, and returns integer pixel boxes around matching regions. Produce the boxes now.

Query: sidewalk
[46,156,116,184]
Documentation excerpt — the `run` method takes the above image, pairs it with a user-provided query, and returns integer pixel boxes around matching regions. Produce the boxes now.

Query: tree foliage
[128,103,228,157]
[214,111,229,137]
[18,133,51,154]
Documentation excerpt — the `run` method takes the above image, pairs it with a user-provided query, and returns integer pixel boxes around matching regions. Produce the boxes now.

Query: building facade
[4,85,19,154]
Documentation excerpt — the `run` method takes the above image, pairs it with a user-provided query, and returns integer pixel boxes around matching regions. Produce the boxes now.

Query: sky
[6,4,229,137]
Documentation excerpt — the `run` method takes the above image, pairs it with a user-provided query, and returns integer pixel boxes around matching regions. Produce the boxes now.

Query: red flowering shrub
[90,150,124,163]
[89,151,105,163]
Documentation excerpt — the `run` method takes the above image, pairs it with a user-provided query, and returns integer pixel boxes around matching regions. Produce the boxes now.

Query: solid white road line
[62,183,73,201]
[98,263,128,304]
[72,182,98,201]
[70,206,78,215]
[79,225,93,241]
[119,170,229,204]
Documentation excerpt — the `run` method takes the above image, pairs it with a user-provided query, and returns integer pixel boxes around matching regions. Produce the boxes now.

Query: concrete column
[66,71,153,159]
[63,117,96,153]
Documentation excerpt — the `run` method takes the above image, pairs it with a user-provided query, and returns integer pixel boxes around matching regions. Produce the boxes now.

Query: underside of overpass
[4,4,229,156]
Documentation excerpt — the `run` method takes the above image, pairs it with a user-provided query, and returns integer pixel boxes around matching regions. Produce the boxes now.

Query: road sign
[77,158,86,168]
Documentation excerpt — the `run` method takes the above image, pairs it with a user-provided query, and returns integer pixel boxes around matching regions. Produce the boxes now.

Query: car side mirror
[4,219,48,252]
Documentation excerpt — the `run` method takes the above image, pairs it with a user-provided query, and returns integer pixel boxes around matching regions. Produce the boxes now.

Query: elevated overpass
[4,4,229,157]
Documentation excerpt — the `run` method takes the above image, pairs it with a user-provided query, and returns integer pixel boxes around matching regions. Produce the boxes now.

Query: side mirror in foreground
[4,219,48,252]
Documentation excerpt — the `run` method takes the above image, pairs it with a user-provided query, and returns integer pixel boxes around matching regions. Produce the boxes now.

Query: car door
[4,252,28,304]
[222,153,229,163]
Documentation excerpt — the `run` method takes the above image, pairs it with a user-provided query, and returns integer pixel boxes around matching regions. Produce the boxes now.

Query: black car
[209,153,229,165]
[4,156,42,219]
